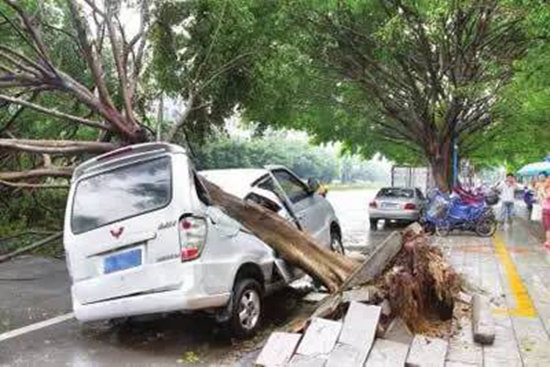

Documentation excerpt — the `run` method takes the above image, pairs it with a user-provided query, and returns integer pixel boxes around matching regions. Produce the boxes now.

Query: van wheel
[330,229,345,255]
[229,278,263,338]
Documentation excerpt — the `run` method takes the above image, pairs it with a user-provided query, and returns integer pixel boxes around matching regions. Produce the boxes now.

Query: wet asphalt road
[0,188,399,366]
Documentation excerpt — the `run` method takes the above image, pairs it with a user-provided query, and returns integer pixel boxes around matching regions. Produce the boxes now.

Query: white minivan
[64,143,343,336]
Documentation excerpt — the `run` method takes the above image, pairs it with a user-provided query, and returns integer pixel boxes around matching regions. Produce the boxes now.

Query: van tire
[229,278,263,338]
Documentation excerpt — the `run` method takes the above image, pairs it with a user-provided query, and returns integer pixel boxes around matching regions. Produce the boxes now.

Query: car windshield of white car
[377,188,414,198]
[71,156,172,234]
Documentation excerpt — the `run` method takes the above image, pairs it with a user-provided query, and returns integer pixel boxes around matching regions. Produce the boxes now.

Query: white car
[63,143,343,336]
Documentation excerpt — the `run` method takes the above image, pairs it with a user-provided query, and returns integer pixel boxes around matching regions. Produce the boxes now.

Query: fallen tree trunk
[201,178,359,292]
[0,232,62,263]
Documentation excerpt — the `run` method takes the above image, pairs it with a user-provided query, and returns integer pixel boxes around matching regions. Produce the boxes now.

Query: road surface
[0,188,396,366]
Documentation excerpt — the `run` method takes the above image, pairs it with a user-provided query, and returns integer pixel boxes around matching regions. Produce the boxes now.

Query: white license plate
[382,203,399,209]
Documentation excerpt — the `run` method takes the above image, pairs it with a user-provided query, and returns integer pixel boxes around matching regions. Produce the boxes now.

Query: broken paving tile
[339,302,381,351]
[365,338,409,367]
[303,292,328,303]
[255,332,302,367]
[342,286,374,303]
[288,354,327,367]
[325,343,367,367]
[296,317,342,357]
[471,294,495,345]
[406,335,448,367]
[382,317,414,345]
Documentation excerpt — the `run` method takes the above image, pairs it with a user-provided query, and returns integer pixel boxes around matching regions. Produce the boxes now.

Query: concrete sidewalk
[437,220,550,366]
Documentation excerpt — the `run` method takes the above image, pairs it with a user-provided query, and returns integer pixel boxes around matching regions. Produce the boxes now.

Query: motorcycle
[421,189,497,237]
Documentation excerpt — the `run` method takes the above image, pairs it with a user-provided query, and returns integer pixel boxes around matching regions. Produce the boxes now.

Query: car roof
[199,168,270,198]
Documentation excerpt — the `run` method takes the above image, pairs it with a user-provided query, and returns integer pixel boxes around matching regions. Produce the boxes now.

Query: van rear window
[71,157,172,234]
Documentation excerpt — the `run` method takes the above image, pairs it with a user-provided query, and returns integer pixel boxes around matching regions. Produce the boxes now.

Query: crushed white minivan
[64,143,343,336]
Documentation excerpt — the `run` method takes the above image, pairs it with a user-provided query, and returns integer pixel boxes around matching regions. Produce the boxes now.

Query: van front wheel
[229,278,263,338]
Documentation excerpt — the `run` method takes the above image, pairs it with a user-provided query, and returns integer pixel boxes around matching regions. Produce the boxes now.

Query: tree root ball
[379,236,462,332]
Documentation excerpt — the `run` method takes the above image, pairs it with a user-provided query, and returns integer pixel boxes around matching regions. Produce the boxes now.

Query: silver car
[64,143,342,337]
[368,187,425,229]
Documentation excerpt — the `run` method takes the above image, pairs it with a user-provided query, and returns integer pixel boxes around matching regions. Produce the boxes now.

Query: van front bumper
[73,289,231,322]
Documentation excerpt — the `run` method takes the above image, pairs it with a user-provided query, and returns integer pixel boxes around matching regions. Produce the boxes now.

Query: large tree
[0,0,356,292]
[243,0,527,190]
[467,0,550,171]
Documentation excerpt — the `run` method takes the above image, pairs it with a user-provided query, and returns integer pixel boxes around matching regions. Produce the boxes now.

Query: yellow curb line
[492,232,537,318]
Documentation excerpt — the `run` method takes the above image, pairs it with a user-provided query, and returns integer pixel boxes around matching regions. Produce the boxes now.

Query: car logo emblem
[110,227,124,239]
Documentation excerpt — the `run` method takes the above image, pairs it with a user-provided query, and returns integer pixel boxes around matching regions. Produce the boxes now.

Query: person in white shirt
[497,173,518,223]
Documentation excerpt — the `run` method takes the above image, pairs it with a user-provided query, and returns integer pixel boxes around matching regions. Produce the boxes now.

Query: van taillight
[179,216,207,261]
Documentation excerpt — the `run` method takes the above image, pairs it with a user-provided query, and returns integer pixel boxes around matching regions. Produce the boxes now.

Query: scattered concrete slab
[303,292,329,303]
[296,318,342,357]
[325,343,367,367]
[288,354,327,367]
[382,317,414,345]
[406,335,448,367]
[255,332,302,366]
[342,286,375,303]
[346,231,402,288]
[365,338,409,367]
[338,302,381,350]
[472,294,495,345]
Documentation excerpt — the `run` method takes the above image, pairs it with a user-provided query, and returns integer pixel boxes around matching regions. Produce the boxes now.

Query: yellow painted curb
[492,233,537,318]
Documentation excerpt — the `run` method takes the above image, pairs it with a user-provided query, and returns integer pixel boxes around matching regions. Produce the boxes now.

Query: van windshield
[71,157,172,234]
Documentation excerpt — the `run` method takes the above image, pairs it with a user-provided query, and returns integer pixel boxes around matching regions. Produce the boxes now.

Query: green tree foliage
[194,135,340,182]
[239,0,528,189]
[150,0,284,142]
[469,0,550,171]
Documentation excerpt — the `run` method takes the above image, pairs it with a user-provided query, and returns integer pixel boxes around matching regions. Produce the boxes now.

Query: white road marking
[0,312,74,343]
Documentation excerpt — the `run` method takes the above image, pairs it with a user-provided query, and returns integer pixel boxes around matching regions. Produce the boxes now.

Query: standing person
[542,184,550,248]
[524,182,536,220]
[497,173,519,224]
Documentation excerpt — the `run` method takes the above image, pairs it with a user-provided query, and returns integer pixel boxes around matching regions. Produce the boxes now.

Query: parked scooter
[421,189,497,237]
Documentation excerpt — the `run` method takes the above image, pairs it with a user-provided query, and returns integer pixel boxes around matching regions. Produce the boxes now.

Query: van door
[269,168,329,245]
[65,154,194,305]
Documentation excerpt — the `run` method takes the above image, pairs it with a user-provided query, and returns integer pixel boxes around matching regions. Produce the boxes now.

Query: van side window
[194,173,210,205]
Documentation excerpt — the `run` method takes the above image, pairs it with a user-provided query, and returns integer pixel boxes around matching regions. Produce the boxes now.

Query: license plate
[104,248,142,274]
[382,203,398,209]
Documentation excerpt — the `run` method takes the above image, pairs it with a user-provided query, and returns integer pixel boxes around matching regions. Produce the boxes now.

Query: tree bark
[201,177,358,292]
[428,138,453,192]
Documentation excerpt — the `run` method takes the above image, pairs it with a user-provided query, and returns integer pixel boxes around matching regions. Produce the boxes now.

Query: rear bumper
[369,209,419,221]
[73,288,230,322]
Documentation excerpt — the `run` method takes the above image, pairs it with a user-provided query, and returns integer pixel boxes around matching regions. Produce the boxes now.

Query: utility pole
[452,131,459,187]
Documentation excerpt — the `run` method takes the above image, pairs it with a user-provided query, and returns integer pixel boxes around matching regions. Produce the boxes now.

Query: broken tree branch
[0,232,62,263]
[0,180,69,189]
[0,167,73,181]
[0,139,117,154]
[0,94,111,130]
